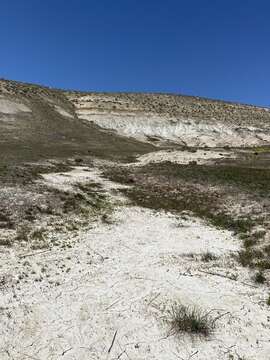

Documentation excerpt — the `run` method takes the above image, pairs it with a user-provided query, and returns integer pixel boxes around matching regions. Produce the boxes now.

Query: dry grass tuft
[253,271,266,284]
[201,251,218,262]
[167,303,215,337]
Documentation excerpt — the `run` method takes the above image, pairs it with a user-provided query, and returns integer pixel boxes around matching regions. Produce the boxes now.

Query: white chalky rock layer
[0,98,31,114]
[73,95,270,147]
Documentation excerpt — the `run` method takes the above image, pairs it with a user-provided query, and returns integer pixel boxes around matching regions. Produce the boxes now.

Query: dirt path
[0,166,269,360]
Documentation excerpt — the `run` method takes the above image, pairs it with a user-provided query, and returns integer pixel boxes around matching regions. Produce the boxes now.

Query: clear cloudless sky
[0,0,269,106]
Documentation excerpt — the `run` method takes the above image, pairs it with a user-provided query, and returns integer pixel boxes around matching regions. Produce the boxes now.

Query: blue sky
[0,0,269,106]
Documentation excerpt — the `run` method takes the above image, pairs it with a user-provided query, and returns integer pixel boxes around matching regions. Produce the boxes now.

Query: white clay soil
[0,166,269,360]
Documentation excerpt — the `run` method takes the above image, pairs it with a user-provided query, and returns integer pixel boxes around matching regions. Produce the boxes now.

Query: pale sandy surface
[0,166,269,360]
[135,149,235,166]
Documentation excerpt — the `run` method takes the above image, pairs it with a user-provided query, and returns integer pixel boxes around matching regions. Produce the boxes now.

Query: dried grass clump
[167,303,215,337]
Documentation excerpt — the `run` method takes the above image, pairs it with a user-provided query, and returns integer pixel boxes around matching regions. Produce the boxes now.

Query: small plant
[183,252,197,259]
[29,227,50,250]
[0,237,12,247]
[0,275,8,288]
[16,222,32,242]
[30,240,49,250]
[167,303,214,336]
[254,271,266,284]
[243,237,254,248]
[101,214,115,224]
[0,213,13,229]
[31,227,46,241]
[237,248,264,267]
[257,259,270,270]
[201,251,218,262]
[74,157,83,164]
[252,230,266,240]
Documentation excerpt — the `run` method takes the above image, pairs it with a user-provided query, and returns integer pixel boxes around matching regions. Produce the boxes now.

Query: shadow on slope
[0,79,155,165]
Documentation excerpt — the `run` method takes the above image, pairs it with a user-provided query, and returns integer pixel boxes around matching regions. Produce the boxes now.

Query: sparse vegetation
[237,248,264,268]
[106,175,256,236]
[0,213,13,229]
[252,230,266,240]
[0,175,114,248]
[0,237,12,247]
[31,227,46,241]
[243,237,255,248]
[253,271,266,284]
[119,162,270,195]
[105,161,270,271]
[201,251,218,262]
[16,222,32,242]
[255,259,270,270]
[0,275,8,289]
[252,146,270,154]
[30,227,49,250]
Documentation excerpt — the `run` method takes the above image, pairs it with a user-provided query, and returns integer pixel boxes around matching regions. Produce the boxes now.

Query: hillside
[0,79,154,164]
[68,89,270,147]
[1,79,270,165]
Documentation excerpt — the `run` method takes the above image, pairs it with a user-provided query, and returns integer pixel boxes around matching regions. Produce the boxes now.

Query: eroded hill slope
[1,78,270,156]
[0,79,154,164]
[68,91,270,147]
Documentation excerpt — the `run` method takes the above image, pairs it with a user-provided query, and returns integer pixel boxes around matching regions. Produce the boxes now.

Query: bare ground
[0,163,270,360]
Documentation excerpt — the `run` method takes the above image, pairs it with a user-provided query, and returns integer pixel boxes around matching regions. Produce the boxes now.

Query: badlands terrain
[0,79,270,359]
